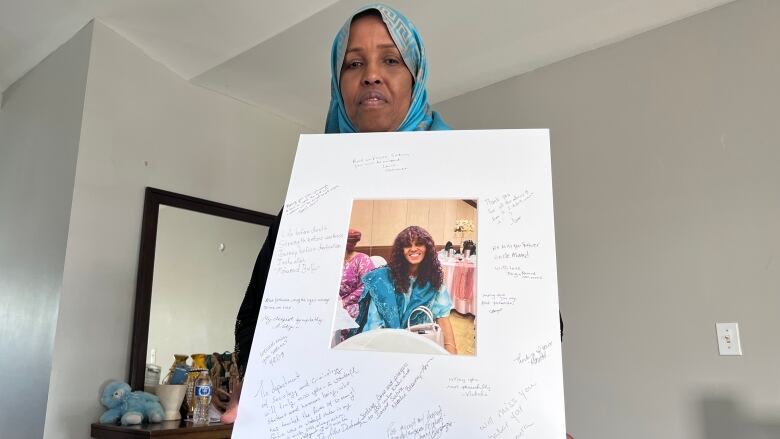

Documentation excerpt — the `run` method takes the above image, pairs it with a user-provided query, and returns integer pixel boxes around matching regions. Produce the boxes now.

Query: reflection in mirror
[129,187,276,390]
[147,205,268,373]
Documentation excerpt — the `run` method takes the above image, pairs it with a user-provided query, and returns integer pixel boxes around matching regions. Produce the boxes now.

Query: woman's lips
[359,91,387,106]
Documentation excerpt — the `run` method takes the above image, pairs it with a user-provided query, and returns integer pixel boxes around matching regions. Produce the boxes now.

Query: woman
[339,229,374,328]
[325,5,449,133]
[223,4,450,424]
[437,240,454,259]
[227,7,570,437]
[354,226,457,354]
[462,239,476,257]
[234,3,448,377]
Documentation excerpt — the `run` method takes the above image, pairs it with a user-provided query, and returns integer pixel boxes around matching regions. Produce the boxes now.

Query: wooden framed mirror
[128,187,276,389]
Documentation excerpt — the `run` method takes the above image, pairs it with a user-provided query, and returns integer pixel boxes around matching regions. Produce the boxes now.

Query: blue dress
[353,266,452,333]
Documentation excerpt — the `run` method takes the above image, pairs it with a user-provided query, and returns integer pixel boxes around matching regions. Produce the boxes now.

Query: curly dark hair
[388,226,443,293]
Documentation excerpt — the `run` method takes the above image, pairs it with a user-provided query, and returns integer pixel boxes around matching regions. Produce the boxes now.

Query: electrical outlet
[715,322,742,356]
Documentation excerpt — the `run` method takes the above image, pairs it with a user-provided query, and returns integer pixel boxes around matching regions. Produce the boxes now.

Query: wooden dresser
[91,421,232,438]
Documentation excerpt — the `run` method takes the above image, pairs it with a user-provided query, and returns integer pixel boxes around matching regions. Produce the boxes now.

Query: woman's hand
[220,380,242,424]
[437,317,457,354]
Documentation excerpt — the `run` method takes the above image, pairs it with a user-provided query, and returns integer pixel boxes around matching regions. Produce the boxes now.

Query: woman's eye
[385,58,400,65]
[345,60,363,69]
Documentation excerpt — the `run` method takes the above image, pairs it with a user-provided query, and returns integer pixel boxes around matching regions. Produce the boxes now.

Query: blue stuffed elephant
[99,381,165,426]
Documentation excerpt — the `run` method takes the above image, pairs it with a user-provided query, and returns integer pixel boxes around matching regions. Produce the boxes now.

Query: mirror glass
[146,205,268,370]
[129,188,276,389]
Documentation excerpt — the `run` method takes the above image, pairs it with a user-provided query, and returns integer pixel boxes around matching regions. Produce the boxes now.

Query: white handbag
[407,306,444,347]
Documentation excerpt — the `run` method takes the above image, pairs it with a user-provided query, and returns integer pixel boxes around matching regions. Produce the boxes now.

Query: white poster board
[233,129,565,438]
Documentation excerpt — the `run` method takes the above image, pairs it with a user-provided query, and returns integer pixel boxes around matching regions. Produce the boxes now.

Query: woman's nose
[361,63,382,85]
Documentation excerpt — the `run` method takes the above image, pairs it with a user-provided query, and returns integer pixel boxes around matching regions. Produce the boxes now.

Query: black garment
[233,208,564,377]
[560,313,564,341]
[234,209,282,378]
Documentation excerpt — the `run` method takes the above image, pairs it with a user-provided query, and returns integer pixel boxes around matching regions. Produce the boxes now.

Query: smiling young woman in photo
[354,226,458,354]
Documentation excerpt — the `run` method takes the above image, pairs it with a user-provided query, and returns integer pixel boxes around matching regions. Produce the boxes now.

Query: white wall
[0,23,92,439]
[148,205,268,374]
[42,21,306,439]
[435,0,780,438]
[349,199,477,246]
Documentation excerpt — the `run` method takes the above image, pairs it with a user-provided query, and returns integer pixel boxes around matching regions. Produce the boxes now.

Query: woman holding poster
[228,5,572,437]
[227,6,572,438]
[233,3,449,383]
[354,226,457,354]
[225,4,451,424]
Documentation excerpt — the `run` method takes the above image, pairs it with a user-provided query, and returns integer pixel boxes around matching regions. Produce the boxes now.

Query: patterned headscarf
[346,228,362,252]
[325,4,450,133]
[347,229,362,244]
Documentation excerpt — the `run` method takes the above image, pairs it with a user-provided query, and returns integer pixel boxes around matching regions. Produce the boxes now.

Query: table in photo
[441,258,476,315]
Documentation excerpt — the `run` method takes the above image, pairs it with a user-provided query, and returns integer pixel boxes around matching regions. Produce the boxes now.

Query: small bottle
[144,363,161,394]
[192,369,212,425]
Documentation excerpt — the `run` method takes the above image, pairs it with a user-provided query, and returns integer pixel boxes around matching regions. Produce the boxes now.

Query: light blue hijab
[325,4,450,133]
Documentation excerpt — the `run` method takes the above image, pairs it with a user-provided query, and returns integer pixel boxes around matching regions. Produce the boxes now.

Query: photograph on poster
[331,199,478,357]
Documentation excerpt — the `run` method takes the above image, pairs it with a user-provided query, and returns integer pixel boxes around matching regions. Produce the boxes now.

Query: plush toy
[99,381,165,426]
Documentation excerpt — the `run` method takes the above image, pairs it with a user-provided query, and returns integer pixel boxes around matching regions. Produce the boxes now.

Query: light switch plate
[715,322,742,356]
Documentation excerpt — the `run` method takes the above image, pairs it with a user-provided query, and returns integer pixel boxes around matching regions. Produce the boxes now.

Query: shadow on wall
[700,395,780,439]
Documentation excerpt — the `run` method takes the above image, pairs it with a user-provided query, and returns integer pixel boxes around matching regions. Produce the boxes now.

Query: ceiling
[1,0,736,130]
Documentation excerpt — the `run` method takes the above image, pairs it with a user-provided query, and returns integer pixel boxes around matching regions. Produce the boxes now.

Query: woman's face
[403,239,426,266]
[339,14,413,132]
